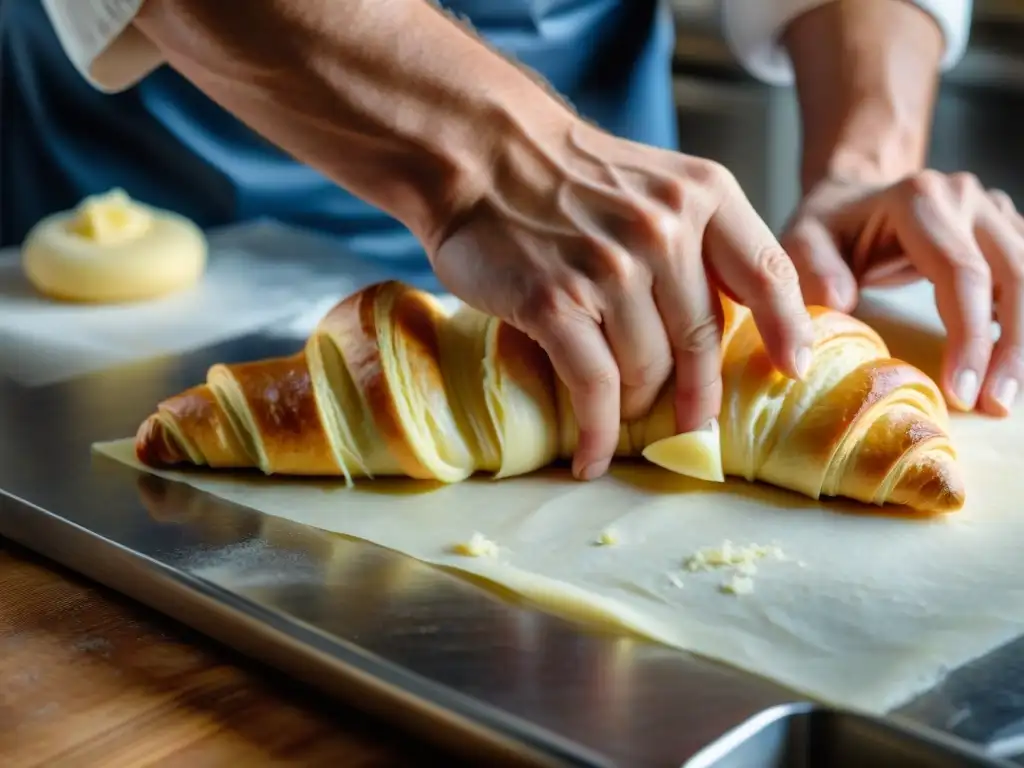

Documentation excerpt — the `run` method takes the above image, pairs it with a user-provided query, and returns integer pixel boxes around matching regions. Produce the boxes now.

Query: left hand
[781,171,1024,417]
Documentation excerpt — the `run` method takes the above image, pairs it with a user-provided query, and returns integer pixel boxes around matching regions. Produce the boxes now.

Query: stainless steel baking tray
[0,328,1016,767]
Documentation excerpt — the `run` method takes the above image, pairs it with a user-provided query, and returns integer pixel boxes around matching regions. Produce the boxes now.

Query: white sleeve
[721,0,974,87]
[41,0,162,93]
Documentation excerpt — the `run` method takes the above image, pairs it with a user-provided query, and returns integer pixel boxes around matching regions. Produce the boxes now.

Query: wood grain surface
[0,539,466,767]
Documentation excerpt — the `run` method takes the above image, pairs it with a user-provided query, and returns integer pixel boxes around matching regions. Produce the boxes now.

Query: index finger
[651,225,724,433]
[889,187,993,410]
[533,313,621,481]
[705,181,815,379]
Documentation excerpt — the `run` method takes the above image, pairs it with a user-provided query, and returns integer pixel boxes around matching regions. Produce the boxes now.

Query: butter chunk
[452,532,500,558]
[642,418,725,483]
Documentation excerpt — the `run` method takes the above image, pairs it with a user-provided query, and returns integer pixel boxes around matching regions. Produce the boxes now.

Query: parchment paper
[0,221,386,387]
[94,280,1024,714]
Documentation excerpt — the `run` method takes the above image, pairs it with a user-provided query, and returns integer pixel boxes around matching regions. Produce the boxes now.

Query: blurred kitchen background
[670,0,1024,231]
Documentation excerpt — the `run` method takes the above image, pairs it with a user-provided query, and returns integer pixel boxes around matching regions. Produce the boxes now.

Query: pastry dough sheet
[94,282,1024,714]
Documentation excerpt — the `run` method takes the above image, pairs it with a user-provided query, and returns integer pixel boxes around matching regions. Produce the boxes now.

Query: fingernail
[578,459,609,481]
[994,377,1019,412]
[795,347,813,379]
[954,368,980,409]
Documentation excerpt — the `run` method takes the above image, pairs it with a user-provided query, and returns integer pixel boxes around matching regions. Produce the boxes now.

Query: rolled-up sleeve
[721,0,974,86]
[41,0,161,92]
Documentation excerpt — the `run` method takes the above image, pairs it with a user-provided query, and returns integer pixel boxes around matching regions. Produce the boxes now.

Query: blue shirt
[3,0,677,278]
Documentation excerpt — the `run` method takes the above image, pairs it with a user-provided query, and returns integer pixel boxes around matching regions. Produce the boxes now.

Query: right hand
[430,117,814,481]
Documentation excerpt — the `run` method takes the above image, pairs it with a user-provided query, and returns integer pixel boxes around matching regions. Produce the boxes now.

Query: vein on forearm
[133,0,572,249]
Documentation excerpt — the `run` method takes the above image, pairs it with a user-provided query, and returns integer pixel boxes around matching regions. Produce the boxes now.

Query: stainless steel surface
[0,324,1011,768]
[691,708,1011,767]
[1,54,1022,768]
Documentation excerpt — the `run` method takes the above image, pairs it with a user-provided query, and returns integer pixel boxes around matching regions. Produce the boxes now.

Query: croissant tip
[909,469,967,516]
[134,414,186,468]
[879,445,966,516]
[913,491,965,516]
[936,487,967,515]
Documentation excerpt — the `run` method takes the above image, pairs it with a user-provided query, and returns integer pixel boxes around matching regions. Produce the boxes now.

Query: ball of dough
[21,189,208,304]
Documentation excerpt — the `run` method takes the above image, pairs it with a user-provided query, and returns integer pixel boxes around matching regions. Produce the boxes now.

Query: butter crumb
[736,561,758,577]
[595,528,619,546]
[684,540,791,596]
[684,540,786,572]
[452,532,499,558]
[721,574,755,595]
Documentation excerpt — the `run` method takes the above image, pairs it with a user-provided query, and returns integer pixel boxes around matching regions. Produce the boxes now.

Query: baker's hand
[431,118,814,480]
[782,171,1024,416]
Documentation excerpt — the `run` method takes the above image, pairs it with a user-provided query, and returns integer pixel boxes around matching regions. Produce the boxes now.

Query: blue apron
[3,0,677,278]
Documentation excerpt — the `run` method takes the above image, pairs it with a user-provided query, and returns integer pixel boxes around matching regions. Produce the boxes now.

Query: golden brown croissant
[135,280,965,514]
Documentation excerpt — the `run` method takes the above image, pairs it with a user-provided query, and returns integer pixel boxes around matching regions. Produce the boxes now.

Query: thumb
[781,219,858,312]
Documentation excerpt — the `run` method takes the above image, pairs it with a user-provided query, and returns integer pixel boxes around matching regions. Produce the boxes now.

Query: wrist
[802,101,930,192]
[417,87,578,257]
[784,0,943,194]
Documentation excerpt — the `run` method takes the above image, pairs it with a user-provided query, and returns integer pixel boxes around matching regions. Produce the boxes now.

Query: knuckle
[710,162,739,192]
[654,178,687,213]
[677,377,721,401]
[512,282,564,330]
[688,158,737,192]
[753,246,801,290]
[622,356,672,390]
[609,251,641,287]
[963,327,994,346]
[672,314,721,355]
[579,367,618,397]
[904,169,945,199]
[946,258,991,290]
[949,171,981,197]
[990,189,1017,215]
[579,236,638,286]
[563,269,599,311]
[629,206,679,252]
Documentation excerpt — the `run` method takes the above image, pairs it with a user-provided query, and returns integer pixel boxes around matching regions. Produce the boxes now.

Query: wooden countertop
[0,539,465,767]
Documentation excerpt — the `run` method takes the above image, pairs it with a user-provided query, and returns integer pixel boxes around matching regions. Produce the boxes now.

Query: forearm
[132,0,574,250]
[783,0,945,191]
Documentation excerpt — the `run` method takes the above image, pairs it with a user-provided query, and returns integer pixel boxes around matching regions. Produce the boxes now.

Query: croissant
[135,280,965,514]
